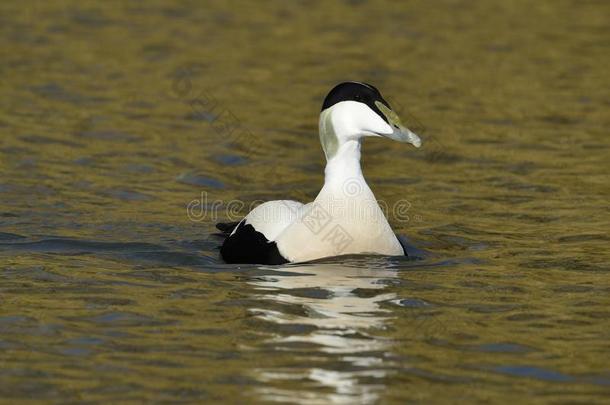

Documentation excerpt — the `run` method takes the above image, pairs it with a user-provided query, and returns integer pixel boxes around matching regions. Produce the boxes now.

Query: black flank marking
[220,222,288,265]
[397,235,410,257]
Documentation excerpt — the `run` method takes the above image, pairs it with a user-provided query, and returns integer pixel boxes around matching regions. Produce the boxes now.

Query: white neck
[324,140,364,187]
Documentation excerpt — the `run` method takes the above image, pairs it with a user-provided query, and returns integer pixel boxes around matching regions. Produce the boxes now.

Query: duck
[217,81,421,264]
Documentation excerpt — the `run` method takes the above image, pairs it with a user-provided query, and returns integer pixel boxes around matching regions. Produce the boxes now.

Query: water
[1,1,609,403]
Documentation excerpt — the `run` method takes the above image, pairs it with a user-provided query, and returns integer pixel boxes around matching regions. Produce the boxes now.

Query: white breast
[275,179,403,262]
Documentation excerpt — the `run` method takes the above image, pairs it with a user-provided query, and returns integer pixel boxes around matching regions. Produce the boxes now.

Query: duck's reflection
[248,258,399,404]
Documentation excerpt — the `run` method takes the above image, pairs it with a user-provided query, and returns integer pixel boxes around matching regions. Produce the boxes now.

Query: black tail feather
[215,221,240,234]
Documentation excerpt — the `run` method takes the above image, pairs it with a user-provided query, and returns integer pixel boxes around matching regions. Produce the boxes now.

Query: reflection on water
[249,260,399,404]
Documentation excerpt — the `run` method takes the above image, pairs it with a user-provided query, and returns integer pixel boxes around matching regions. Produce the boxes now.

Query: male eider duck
[218,81,421,264]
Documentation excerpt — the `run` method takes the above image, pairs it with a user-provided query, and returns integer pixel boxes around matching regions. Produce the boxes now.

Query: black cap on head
[321,81,392,123]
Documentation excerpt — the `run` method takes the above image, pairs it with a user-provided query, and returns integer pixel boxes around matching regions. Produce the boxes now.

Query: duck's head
[319,81,421,160]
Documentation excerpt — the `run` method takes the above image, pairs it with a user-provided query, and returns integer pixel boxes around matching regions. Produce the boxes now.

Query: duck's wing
[242,200,304,241]
[219,200,304,264]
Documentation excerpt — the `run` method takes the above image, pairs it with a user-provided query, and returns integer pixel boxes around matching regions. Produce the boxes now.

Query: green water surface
[0,1,609,403]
